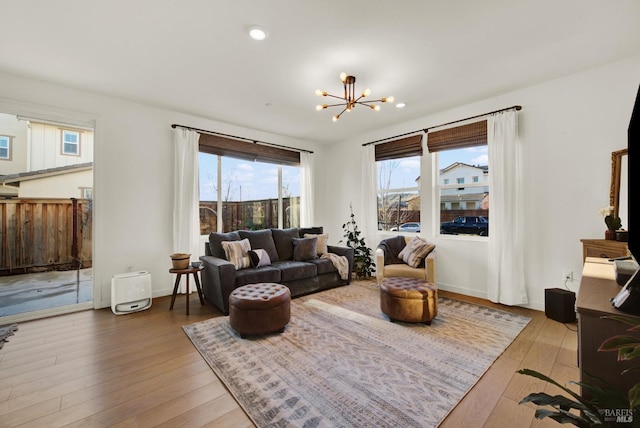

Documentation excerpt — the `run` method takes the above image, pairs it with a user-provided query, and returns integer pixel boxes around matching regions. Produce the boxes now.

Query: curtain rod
[171,124,314,154]
[362,105,522,146]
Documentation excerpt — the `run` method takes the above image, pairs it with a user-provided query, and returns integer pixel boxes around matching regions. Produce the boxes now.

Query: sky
[199,146,488,201]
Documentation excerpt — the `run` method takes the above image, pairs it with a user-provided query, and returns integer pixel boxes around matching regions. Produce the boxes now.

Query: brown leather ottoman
[380,277,438,324]
[229,283,291,338]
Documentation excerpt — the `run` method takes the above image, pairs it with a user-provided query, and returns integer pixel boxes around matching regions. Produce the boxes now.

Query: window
[0,135,11,160]
[374,135,422,232]
[197,133,301,234]
[428,120,489,237]
[62,129,80,155]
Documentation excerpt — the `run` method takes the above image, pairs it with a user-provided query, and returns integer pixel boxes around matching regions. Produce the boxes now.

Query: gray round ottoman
[229,283,291,338]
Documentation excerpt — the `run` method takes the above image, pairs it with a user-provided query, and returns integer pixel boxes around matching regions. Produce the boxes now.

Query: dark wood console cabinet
[576,258,640,397]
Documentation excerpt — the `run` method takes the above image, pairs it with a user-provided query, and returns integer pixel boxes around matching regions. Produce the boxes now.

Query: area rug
[0,323,18,349]
[183,282,530,427]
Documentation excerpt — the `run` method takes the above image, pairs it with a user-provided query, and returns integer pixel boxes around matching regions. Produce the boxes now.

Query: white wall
[1,54,638,313]
[317,54,640,311]
[0,73,318,309]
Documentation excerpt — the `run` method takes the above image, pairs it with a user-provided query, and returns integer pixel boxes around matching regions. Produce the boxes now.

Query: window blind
[427,120,487,153]
[374,134,423,161]
[198,133,300,166]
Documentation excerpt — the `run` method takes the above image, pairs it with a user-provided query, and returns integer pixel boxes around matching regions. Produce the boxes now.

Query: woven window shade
[374,134,423,161]
[199,133,300,166]
[427,120,487,153]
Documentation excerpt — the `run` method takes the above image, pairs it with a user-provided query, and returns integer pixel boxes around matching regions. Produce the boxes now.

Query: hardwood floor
[0,282,578,427]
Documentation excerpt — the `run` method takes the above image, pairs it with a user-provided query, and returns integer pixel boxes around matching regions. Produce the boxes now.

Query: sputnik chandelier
[315,72,394,122]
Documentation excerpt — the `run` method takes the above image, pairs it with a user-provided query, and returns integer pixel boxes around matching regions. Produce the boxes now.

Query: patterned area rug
[0,323,18,349]
[183,282,530,427]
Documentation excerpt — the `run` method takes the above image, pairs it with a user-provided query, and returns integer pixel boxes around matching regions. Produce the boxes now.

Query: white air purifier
[111,271,152,315]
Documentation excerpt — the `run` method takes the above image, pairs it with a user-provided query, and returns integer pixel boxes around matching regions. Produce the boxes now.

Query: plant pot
[605,230,617,241]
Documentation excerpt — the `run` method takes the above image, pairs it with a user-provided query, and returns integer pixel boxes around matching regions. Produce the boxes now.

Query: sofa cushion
[221,238,251,270]
[271,228,299,261]
[398,236,435,268]
[272,260,317,282]
[305,258,338,275]
[293,237,318,261]
[249,249,271,268]
[239,229,279,262]
[209,231,241,259]
[235,266,281,286]
[304,233,329,256]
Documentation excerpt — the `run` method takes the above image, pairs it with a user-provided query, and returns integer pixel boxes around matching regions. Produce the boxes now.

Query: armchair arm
[327,245,355,284]
[375,248,385,282]
[424,251,436,284]
[199,255,237,315]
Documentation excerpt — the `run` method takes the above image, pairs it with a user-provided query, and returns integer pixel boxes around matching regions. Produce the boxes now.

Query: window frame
[61,129,81,156]
[0,135,12,160]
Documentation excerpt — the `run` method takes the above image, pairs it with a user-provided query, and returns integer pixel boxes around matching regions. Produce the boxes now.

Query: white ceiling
[1,1,639,144]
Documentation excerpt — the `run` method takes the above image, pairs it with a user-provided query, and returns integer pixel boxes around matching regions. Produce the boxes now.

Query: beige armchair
[375,235,436,284]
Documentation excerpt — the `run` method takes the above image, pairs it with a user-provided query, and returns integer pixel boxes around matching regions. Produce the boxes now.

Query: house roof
[0,162,93,185]
[1,2,638,145]
[441,162,488,174]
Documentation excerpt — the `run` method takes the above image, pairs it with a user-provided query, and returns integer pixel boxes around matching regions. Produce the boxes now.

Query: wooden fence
[0,198,92,275]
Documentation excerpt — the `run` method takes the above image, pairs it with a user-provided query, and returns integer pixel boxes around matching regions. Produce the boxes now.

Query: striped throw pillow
[221,238,251,270]
[398,237,435,268]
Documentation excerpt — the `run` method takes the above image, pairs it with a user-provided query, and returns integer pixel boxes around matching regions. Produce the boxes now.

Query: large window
[198,134,301,234]
[375,135,422,232]
[429,120,489,237]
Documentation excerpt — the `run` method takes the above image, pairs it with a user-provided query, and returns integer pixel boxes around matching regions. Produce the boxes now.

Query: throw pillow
[398,236,435,268]
[248,249,271,268]
[292,237,318,261]
[304,233,329,256]
[221,238,251,270]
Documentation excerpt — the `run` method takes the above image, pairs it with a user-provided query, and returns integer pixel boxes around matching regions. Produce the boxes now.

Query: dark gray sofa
[199,227,354,314]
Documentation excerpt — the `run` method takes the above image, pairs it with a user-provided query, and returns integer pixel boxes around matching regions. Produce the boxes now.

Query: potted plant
[341,203,375,279]
[601,206,622,241]
[518,315,640,426]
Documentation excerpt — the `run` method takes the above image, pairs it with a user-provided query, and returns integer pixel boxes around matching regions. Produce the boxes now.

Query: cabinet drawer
[584,246,628,259]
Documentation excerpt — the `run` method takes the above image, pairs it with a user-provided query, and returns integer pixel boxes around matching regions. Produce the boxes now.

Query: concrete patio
[0,268,92,317]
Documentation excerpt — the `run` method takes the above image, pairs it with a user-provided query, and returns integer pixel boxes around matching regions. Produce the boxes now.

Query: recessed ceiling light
[395,102,406,108]
[248,26,268,41]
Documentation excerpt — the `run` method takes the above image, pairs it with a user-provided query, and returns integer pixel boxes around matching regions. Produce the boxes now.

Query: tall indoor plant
[341,203,375,279]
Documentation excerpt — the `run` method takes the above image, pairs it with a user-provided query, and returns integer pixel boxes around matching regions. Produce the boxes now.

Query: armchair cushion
[377,235,407,265]
[398,236,435,268]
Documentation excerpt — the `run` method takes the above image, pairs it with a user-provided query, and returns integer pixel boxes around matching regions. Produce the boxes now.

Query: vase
[605,230,617,241]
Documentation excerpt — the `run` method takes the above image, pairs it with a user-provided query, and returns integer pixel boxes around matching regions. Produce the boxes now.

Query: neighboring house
[0,163,93,199]
[440,162,488,210]
[0,113,93,198]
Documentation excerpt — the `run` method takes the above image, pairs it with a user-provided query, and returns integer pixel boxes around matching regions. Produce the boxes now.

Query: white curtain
[361,144,378,255]
[487,110,528,305]
[300,151,314,227]
[173,128,201,294]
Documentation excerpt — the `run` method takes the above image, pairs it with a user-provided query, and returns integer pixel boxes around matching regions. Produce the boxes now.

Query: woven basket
[170,253,191,269]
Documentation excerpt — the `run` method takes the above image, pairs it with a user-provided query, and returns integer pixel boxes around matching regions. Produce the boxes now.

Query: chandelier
[315,72,394,122]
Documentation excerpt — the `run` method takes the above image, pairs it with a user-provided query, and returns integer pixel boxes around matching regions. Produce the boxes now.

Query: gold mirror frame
[610,148,628,219]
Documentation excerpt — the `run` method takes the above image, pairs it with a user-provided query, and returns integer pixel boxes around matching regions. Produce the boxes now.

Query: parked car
[390,222,421,233]
[440,216,489,236]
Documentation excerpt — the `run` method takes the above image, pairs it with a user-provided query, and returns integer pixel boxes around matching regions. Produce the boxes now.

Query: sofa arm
[199,255,237,315]
[327,245,355,283]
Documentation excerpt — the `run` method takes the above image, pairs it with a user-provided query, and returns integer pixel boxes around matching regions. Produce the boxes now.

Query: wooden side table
[169,266,205,315]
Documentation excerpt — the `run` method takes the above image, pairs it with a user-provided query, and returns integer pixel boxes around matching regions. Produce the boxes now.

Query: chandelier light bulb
[373,105,381,111]
[381,96,395,103]
[315,89,326,97]
[315,104,325,111]
[332,115,340,122]
[339,72,347,82]
[363,88,371,97]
